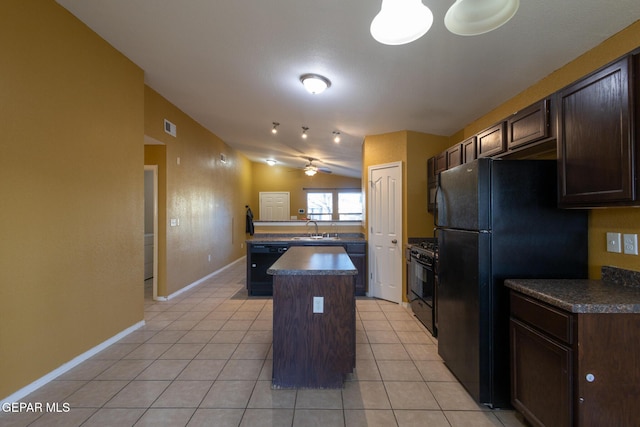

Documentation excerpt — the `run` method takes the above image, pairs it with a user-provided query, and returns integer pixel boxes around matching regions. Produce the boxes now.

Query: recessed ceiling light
[300,74,331,94]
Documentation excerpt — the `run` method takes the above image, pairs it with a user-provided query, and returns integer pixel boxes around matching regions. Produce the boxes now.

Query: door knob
[391,239,397,244]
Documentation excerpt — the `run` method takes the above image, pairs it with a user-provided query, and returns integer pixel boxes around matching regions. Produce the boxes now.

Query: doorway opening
[144,165,158,300]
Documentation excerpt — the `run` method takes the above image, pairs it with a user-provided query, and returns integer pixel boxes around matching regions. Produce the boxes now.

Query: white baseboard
[1,320,145,406]
[163,256,246,301]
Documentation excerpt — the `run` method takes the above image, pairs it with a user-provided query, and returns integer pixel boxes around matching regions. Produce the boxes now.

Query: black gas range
[406,240,438,336]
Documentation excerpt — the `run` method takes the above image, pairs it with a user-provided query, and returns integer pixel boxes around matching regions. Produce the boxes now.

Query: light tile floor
[1,261,529,427]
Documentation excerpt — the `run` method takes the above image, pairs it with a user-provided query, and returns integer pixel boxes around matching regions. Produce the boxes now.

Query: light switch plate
[313,296,324,314]
[606,232,622,253]
[623,234,638,255]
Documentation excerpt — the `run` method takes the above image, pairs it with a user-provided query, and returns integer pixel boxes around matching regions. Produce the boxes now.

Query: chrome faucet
[306,220,319,237]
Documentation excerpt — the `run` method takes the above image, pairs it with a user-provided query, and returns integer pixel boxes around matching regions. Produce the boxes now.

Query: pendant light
[370,0,433,45]
[301,127,309,139]
[445,0,519,36]
[271,122,279,134]
[333,131,341,143]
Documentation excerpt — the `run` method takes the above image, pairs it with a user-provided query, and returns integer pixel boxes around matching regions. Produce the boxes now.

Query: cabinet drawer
[510,292,573,345]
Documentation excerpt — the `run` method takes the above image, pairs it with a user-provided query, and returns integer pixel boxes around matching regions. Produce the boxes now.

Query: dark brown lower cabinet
[510,291,640,427]
[511,319,572,427]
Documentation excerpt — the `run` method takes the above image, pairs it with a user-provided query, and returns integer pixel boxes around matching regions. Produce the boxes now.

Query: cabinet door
[462,136,477,163]
[510,318,572,427]
[508,99,550,149]
[446,143,463,169]
[349,253,366,296]
[477,122,506,158]
[346,243,367,296]
[434,152,447,175]
[557,55,635,206]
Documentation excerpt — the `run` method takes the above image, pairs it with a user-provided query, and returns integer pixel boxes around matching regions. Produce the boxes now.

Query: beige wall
[0,1,144,398]
[451,19,640,278]
[144,87,252,296]
[250,162,361,221]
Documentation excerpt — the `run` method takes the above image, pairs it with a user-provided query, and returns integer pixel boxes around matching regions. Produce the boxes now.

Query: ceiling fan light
[445,0,519,36]
[370,0,433,46]
[300,74,331,94]
[304,167,318,176]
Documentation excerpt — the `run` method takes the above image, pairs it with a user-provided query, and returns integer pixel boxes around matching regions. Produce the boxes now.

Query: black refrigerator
[434,158,587,408]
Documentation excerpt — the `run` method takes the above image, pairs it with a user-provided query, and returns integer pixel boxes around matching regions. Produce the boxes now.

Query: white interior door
[368,162,403,303]
[259,192,290,220]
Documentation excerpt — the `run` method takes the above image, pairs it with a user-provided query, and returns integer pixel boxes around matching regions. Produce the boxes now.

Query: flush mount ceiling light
[445,0,519,36]
[266,159,277,166]
[271,122,279,134]
[333,131,341,143]
[301,126,309,139]
[300,74,331,94]
[370,0,433,45]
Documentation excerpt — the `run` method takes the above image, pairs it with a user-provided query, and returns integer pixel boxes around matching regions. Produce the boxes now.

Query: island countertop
[505,269,640,314]
[267,246,357,276]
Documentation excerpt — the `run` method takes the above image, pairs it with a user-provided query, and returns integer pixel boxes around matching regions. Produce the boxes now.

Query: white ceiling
[57,0,640,178]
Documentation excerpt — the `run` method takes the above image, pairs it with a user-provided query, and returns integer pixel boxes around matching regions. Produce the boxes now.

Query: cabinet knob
[586,373,595,382]
[391,239,397,244]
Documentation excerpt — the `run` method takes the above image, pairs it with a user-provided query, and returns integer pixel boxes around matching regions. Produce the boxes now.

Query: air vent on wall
[164,119,176,137]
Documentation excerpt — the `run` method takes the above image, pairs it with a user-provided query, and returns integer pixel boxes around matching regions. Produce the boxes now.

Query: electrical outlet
[313,296,324,314]
[623,234,638,255]
[606,232,622,253]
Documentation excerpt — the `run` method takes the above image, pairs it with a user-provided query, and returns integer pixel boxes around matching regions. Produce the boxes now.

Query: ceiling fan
[302,157,332,176]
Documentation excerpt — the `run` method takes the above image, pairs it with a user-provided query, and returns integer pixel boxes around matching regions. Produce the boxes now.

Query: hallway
[0,261,526,426]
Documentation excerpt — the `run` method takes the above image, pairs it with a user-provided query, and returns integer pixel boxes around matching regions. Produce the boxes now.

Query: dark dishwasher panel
[247,244,288,296]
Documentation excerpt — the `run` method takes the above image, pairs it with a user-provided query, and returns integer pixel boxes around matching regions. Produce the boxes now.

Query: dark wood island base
[268,246,357,389]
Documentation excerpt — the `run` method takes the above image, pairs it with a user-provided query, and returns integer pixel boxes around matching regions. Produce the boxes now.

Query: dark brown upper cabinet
[434,151,447,175]
[462,136,477,163]
[446,143,463,169]
[557,54,638,207]
[477,122,507,158]
[507,99,550,150]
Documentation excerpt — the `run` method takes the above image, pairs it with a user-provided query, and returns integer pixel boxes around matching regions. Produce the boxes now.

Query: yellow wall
[0,0,144,398]
[144,87,252,296]
[250,162,361,221]
[453,20,640,278]
[362,130,450,241]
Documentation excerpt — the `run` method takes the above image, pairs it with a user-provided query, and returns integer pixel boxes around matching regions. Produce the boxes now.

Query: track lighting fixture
[333,131,341,143]
[271,122,279,134]
[301,127,309,139]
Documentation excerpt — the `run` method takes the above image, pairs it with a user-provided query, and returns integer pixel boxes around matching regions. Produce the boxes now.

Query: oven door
[408,256,436,336]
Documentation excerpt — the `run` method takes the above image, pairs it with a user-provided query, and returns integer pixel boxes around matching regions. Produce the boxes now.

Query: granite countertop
[267,246,357,276]
[505,266,640,314]
[247,234,365,244]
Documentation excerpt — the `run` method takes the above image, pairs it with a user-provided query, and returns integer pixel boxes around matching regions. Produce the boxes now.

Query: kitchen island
[267,246,357,389]
[505,266,640,427]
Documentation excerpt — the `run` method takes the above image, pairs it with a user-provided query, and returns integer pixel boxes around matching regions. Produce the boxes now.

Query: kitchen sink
[290,236,340,241]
